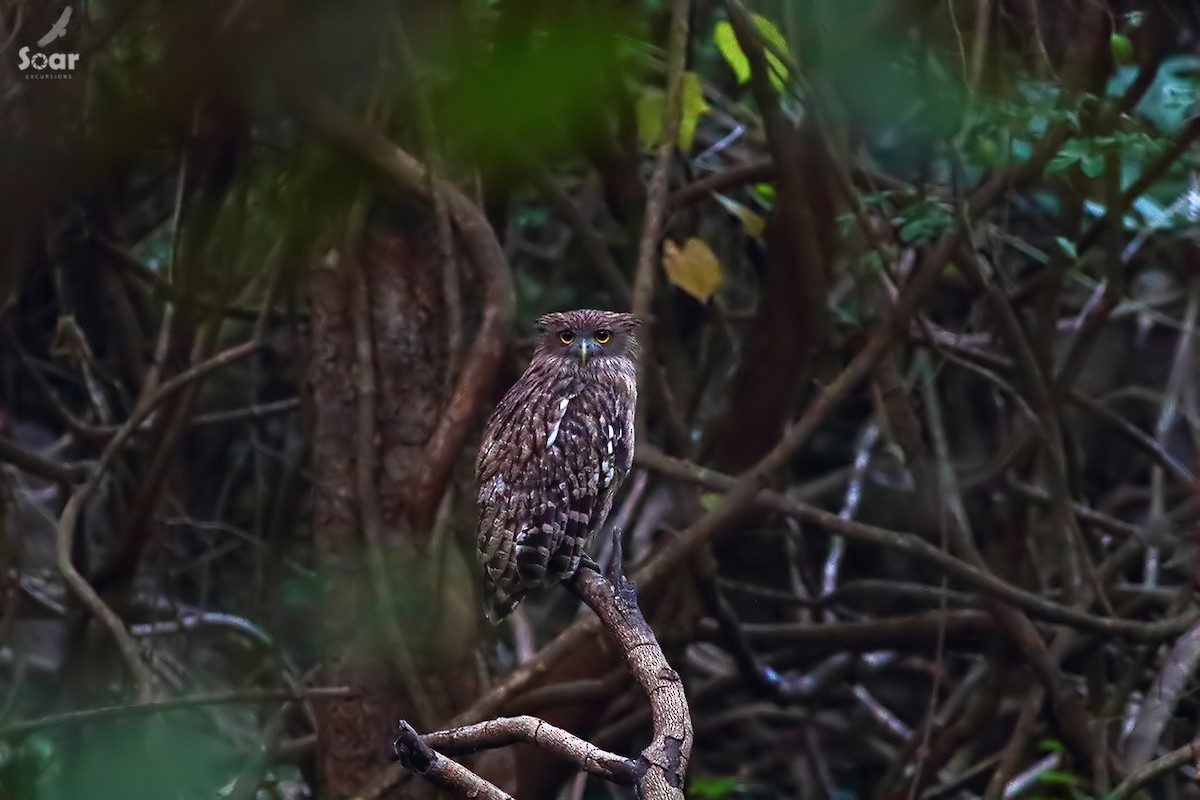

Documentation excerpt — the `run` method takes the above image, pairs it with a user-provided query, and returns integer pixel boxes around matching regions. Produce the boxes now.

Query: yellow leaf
[753,15,791,91]
[713,21,748,83]
[637,72,710,152]
[738,207,765,239]
[712,193,766,238]
[713,15,790,92]
[663,238,723,302]
[679,72,710,151]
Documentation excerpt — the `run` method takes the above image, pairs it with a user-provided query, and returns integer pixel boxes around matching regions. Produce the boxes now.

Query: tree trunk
[309,209,483,797]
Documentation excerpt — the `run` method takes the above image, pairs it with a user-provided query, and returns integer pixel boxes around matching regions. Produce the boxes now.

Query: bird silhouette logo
[36,7,72,48]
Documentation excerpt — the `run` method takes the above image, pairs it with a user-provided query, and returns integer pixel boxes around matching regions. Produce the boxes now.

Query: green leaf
[1059,139,1089,158]
[899,220,926,243]
[638,72,710,151]
[1045,153,1079,175]
[38,716,239,800]
[1036,770,1082,786]
[713,15,790,91]
[752,15,790,90]
[1054,237,1078,260]
[836,211,857,240]
[713,21,749,83]
[699,492,723,511]
[1110,33,1134,66]
[439,22,626,164]
[690,775,742,799]
[973,136,1000,164]
[679,71,711,151]
[1080,151,1106,178]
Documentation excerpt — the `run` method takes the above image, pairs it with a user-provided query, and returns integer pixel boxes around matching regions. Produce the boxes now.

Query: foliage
[3,0,1200,798]
[713,14,789,91]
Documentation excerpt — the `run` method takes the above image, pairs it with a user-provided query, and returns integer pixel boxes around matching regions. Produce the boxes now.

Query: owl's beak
[576,339,590,366]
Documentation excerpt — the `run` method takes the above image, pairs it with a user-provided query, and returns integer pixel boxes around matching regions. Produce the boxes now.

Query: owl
[476,309,641,622]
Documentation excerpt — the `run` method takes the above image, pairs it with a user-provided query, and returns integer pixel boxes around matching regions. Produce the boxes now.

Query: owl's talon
[577,553,602,574]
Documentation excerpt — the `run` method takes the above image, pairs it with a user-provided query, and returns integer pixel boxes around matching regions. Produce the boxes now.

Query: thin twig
[630,0,690,317]
[0,687,352,738]
[0,435,87,485]
[634,447,1195,642]
[56,339,258,702]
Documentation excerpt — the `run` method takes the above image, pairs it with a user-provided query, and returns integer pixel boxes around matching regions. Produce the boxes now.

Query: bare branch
[571,560,692,797]
[394,722,514,800]
[631,0,690,318]
[391,556,690,800]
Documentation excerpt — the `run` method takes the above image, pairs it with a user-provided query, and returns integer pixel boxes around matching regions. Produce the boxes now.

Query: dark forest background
[2,0,1200,798]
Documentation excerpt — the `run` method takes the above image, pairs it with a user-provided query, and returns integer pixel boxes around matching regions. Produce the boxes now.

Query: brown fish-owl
[476,309,640,621]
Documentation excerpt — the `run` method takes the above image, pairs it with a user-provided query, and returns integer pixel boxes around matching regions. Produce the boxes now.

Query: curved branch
[421,716,640,784]
[280,84,516,529]
[1111,738,1200,800]
[394,722,513,800]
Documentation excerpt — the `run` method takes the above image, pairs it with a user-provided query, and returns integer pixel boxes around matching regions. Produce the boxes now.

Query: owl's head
[535,309,641,369]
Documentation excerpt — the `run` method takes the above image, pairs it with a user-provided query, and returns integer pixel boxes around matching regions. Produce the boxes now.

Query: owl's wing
[513,386,587,585]
[476,377,582,619]
[476,383,535,620]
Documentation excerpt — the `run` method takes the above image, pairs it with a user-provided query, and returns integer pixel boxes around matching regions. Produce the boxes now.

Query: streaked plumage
[476,309,640,622]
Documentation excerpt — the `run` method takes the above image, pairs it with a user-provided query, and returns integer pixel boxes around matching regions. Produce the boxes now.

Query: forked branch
[394,556,692,799]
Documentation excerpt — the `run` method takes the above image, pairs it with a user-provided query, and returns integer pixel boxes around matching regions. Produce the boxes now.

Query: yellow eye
[559,330,575,345]
[594,330,611,344]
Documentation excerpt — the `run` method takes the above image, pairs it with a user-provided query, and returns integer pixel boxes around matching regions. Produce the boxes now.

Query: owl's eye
[594,330,611,344]
[559,330,575,345]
